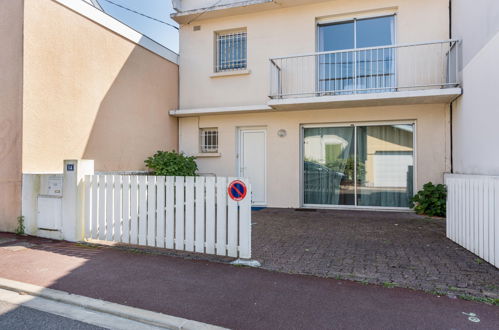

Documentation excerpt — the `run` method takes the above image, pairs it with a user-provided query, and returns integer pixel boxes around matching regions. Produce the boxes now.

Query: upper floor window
[317,15,395,93]
[215,29,247,72]
[318,15,394,51]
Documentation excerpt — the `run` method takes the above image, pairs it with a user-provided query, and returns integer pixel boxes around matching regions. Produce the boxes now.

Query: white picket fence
[445,173,499,267]
[83,175,252,258]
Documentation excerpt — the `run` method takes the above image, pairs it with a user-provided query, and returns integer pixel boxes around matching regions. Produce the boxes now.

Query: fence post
[239,180,252,259]
[61,159,94,242]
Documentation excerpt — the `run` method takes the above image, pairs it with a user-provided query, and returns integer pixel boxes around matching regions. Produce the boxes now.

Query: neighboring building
[171,0,460,209]
[445,0,499,267]
[0,0,179,232]
[450,0,499,176]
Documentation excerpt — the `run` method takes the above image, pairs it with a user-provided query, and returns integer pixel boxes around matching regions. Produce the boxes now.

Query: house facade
[171,0,460,209]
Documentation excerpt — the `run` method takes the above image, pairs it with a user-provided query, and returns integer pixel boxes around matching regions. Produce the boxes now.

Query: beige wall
[22,0,179,173]
[0,0,24,231]
[179,104,451,208]
[178,0,449,110]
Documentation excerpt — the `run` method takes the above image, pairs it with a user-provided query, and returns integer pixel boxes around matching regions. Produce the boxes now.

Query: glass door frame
[299,120,417,210]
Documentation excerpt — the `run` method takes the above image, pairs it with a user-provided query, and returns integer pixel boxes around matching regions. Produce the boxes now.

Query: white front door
[239,128,267,205]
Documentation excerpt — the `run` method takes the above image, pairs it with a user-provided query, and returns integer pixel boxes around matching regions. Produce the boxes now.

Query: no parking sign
[228,180,247,201]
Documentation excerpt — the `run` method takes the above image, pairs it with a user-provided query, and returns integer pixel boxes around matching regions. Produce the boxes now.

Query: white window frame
[315,14,397,94]
[215,29,247,72]
[299,120,417,210]
[200,128,219,153]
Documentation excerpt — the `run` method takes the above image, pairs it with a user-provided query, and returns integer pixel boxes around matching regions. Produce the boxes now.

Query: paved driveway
[252,208,499,300]
[1,233,498,329]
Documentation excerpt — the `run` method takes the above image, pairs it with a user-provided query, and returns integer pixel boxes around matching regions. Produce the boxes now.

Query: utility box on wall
[36,174,63,230]
[37,197,62,230]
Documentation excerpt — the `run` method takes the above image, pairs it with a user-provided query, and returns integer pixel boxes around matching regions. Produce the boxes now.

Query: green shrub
[144,151,198,176]
[15,216,25,235]
[410,182,447,217]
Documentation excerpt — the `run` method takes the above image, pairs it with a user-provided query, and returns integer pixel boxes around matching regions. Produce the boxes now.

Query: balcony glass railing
[269,40,460,99]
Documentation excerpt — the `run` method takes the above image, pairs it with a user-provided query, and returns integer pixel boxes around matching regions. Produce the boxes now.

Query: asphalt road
[0,233,498,330]
[0,300,106,330]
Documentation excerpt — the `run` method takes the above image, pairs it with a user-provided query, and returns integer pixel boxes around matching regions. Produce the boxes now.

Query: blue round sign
[228,180,247,201]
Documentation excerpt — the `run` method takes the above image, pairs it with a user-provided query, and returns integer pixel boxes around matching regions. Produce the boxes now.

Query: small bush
[144,151,198,176]
[15,216,25,235]
[411,182,447,217]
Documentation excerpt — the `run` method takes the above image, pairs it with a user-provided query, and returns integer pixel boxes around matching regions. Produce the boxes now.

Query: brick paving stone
[252,208,499,299]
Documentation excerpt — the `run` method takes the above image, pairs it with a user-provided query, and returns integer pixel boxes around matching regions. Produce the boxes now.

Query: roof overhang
[170,88,462,117]
[171,0,334,24]
[170,104,273,117]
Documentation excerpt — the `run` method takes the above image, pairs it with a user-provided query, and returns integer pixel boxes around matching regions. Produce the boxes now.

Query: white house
[170,0,460,210]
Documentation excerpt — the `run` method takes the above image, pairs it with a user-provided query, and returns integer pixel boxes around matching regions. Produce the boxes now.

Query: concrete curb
[0,277,227,330]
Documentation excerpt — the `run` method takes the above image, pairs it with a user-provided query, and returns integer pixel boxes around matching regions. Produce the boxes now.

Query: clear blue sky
[97,0,179,53]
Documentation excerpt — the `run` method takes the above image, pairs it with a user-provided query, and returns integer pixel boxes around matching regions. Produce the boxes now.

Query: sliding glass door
[303,123,414,208]
[317,15,396,94]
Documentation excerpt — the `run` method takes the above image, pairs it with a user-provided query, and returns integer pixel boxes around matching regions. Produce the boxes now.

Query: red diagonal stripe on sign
[232,184,243,197]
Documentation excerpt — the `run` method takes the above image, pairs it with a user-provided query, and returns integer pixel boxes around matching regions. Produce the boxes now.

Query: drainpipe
[449,0,454,173]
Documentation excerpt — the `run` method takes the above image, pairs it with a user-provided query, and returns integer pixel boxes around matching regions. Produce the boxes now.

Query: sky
[97,0,180,53]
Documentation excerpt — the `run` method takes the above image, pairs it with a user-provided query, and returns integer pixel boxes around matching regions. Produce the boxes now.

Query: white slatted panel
[185,177,195,252]
[84,176,91,238]
[175,177,185,250]
[122,176,130,244]
[477,180,483,256]
[227,178,238,257]
[445,177,455,240]
[91,175,99,239]
[130,176,139,245]
[205,177,216,255]
[138,176,147,245]
[165,176,175,249]
[156,176,165,248]
[239,181,252,259]
[98,175,106,240]
[445,174,499,268]
[195,177,205,253]
[147,176,156,247]
[486,180,493,262]
[216,177,227,256]
[113,175,121,242]
[105,175,114,241]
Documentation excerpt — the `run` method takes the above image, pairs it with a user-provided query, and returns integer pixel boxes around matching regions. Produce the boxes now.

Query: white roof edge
[90,0,104,11]
[172,0,272,17]
[54,0,179,64]
[170,104,272,116]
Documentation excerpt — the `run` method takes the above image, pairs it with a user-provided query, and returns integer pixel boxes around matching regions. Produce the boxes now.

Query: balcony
[170,40,462,117]
[268,40,461,110]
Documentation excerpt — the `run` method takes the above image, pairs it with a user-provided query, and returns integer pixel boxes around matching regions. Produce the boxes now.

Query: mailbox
[40,175,63,197]
[37,174,63,230]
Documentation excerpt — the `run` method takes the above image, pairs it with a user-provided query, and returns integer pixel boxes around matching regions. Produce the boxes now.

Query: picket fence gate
[83,175,251,258]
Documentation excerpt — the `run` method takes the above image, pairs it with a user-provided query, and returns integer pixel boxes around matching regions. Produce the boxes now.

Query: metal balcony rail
[269,40,460,99]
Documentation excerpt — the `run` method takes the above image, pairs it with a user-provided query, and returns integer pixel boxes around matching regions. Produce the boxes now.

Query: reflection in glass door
[317,15,395,94]
[303,127,355,205]
[303,124,414,208]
